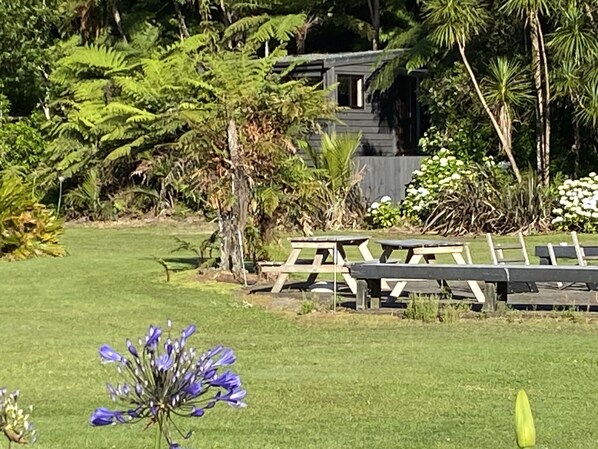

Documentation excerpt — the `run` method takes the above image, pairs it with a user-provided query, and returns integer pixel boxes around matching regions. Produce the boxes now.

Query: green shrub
[0,171,65,260]
[0,119,46,171]
[401,149,473,220]
[302,132,365,228]
[418,126,486,161]
[63,169,115,220]
[365,196,402,229]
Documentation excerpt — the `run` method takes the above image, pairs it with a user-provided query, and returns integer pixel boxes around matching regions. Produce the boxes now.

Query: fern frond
[72,80,109,102]
[223,15,269,41]
[104,136,146,161]
[60,44,128,75]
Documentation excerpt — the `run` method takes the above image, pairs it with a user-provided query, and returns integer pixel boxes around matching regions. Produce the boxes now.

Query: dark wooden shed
[276,49,426,157]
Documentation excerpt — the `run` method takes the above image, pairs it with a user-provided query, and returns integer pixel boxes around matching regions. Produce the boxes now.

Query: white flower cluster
[368,195,392,212]
[401,149,471,219]
[366,196,401,229]
[552,173,598,232]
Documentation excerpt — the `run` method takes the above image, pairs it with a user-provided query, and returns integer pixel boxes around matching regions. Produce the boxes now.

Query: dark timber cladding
[275,50,425,158]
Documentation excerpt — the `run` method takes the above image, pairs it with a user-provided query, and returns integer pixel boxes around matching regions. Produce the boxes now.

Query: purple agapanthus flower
[90,322,246,448]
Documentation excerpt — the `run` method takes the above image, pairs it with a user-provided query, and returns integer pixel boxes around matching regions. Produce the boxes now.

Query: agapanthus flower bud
[145,326,162,349]
[126,339,139,358]
[99,345,126,364]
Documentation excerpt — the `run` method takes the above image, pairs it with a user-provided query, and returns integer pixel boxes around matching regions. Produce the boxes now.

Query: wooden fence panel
[356,156,425,202]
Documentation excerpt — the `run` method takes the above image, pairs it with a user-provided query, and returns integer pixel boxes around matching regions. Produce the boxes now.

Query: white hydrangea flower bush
[401,149,474,220]
[365,195,402,229]
[552,173,598,232]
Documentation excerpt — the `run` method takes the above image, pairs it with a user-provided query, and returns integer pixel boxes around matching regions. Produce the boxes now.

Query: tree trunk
[109,0,127,43]
[220,0,234,26]
[367,0,381,50]
[296,32,306,54]
[457,43,522,182]
[537,14,551,187]
[530,14,550,187]
[218,118,250,280]
[573,120,581,177]
[295,18,315,54]
[172,0,190,39]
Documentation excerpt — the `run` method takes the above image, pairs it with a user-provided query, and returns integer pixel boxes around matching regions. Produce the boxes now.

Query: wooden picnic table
[266,235,374,294]
[376,239,486,302]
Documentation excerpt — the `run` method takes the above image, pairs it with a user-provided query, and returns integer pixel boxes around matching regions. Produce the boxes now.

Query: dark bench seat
[349,262,598,311]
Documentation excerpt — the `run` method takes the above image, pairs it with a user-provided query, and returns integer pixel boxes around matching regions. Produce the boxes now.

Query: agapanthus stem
[154,422,162,449]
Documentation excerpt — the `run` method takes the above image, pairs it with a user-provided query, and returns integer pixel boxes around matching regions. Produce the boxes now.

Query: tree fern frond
[72,80,109,102]
[223,14,269,41]
[59,44,128,75]
[104,145,130,162]
[104,102,152,117]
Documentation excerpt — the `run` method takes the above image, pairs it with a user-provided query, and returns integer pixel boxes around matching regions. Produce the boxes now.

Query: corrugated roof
[277,48,407,65]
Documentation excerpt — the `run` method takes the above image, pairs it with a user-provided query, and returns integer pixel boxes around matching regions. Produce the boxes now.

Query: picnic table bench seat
[258,259,351,274]
[349,262,598,312]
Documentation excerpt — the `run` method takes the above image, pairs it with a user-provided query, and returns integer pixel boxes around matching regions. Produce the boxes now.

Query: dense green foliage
[0,120,46,171]
[1,0,597,238]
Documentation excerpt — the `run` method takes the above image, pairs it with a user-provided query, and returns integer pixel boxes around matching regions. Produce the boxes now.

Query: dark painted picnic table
[535,244,598,264]
[535,244,598,290]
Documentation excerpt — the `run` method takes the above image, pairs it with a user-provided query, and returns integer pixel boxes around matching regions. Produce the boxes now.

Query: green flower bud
[515,389,536,448]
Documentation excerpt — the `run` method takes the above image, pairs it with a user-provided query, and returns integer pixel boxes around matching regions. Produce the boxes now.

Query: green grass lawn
[2,224,598,449]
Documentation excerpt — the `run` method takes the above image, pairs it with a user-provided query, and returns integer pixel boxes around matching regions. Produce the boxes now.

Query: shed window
[337,75,364,109]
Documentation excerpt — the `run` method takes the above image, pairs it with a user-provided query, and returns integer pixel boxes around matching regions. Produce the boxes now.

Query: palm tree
[502,0,551,187]
[422,0,523,182]
[303,132,364,227]
[549,1,598,174]
[483,58,533,180]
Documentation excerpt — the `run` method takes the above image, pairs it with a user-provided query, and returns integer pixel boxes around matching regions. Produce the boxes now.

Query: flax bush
[423,165,553,235]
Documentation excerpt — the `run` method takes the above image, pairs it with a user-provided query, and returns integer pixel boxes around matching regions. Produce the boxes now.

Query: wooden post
[356,280,369,311]
[368,279,381,308]
[483,282,497,312]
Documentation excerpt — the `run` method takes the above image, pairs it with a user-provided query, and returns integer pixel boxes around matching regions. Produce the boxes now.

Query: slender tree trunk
[537,15,551,187]
[220,0,234,26]
[529,14,550,187]
[457,43,522,182]
[109,0,127,43]
[218,118,250,280]
[296,31,307,54]
[573,121,581,177]
[499,106,513,159]
[367,0,381,50]
[172,0,190,39]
